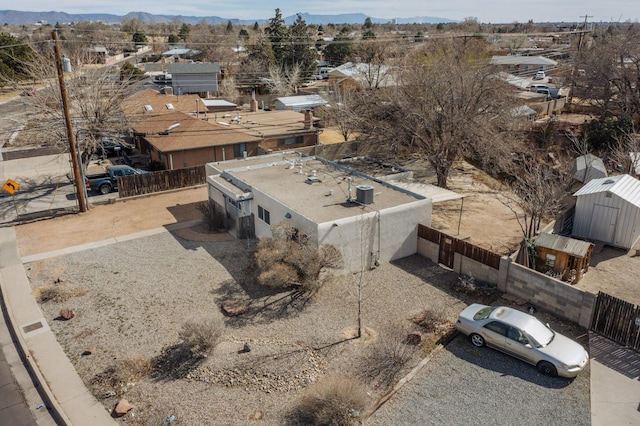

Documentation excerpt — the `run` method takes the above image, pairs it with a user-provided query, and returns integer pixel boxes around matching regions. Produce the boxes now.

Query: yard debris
[113,398,134,417]
[221,300,248,316]
[58,309,75,320]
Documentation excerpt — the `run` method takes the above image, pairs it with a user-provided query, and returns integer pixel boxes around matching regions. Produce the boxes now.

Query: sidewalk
[589,332,640,426]
[0,226,115,425]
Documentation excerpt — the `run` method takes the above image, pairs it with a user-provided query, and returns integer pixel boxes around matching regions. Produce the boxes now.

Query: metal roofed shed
[571,154,607,183]
[572,174,640,249]
[533,233,593,283]
[274,95,328,111]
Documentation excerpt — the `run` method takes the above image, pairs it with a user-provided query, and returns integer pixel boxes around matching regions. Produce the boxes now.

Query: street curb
[0,275,70,425]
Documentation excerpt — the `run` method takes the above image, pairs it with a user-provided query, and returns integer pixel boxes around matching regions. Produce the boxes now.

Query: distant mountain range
[0,10,455,26]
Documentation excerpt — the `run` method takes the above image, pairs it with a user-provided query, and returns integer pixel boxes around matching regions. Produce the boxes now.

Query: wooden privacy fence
[418,224,501,270]
[590,292,640,352]
[118,166,206,198]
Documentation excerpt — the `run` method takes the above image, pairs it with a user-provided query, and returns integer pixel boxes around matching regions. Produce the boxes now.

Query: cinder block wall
[417,236,595,328]
[499,258,595,328]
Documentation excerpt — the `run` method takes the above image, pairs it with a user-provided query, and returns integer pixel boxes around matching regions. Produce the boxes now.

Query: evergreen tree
[286,14,316,76]
[264,8,288,66]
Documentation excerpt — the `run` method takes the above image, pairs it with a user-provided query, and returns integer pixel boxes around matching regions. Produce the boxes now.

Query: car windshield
[524,319,554,347]
[473,306,497,321]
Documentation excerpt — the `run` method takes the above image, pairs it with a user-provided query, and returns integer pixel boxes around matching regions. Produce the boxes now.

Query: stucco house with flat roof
[206,152,432,271]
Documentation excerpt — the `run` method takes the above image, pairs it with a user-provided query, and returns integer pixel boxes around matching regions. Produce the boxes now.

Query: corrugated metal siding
[573,189,640,248]
[574,174,640,208]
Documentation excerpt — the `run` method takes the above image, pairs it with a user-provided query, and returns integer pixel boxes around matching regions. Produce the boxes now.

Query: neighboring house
[131,110,262,169]
[572,174,640,249]
[274,95,328,111]
[205,152,431,271]
[122,90,319,168]
[161,47,200,58]
[328,62,396,91]
[490,55,558,76]
[571,154,607,183]
[167,62,220,95]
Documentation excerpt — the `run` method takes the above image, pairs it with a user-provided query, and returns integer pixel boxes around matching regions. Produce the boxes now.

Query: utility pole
[570,14,593,104]
[577,14,593,52]
[52,30,87,212]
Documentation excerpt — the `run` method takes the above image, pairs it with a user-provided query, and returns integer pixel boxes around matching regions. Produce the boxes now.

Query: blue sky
[17,1,640,23]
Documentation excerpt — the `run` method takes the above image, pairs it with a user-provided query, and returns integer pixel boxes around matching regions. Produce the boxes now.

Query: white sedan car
[455,304,589,378]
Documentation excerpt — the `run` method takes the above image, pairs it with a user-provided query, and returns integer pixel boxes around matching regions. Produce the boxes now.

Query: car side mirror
[524,343,532,349]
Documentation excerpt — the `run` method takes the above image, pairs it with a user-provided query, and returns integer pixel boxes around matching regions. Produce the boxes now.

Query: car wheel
[537,361,558,377]
[470,333,485,347]
[99,184,111,195]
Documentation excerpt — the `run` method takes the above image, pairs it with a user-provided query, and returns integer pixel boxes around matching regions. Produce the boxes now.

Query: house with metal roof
[572,174,640,249]
[490,55,557,77]
[205,152,431,271]
[274,95,328,111]
[167,62,220,95]
[328,62,396,91]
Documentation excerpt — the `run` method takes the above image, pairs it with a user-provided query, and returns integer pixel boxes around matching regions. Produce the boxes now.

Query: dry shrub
[91,355,152,396]
[255,224,342,291]
[179,314,225,357]
[410,306,453,335]
[292,375,368,425]
[319,245,343,269]
[258,262,299,288]
[39,285,87,303]
[358,330,420,387]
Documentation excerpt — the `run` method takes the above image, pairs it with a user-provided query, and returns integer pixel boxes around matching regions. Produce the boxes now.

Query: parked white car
[533,70,546,80]
[455,304,589,378]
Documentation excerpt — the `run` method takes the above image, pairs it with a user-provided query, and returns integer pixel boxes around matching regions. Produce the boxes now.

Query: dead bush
[255,223,342,291]
[39,285,87,303]
[197,201,226,231]
[179,314,225,358]
[91,355,153,397]
[358,329,420,387]
[410,306,453,335]
[291,375,368,426]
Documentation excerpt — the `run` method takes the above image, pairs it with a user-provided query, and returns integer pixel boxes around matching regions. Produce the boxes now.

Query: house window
[233,143,246,158]
[278,136,304,146]
[258,205,270,225]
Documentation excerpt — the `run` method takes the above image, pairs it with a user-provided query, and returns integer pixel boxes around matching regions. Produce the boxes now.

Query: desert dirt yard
[12,161,633,423]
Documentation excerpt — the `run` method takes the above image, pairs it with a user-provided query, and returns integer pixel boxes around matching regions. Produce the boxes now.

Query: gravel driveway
[368,333,590,426]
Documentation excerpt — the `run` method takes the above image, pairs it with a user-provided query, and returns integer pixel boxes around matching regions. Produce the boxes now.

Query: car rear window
[473,306,496,320]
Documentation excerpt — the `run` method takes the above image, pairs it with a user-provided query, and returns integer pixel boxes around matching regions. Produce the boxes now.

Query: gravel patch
[368,328,591,426]
[25,231,474,424]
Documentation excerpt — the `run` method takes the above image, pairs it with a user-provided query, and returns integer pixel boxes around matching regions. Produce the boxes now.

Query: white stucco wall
[318,199,431,272]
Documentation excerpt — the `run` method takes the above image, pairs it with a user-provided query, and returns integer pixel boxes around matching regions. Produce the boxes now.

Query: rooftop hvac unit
[356,184,374,204]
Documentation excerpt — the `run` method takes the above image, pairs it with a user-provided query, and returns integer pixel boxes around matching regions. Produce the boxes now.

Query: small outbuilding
[274,95,328,111]
[533,233,593,283]
[571,154,607,183]
[572,174,640,249]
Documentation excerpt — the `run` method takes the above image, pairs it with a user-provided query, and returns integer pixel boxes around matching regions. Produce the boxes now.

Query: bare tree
[610,127,640,176]
[358,39,518,188]
[266,63,301,95]
[497,159,572,240]
[315,88,359,141]
[17,41,137,155]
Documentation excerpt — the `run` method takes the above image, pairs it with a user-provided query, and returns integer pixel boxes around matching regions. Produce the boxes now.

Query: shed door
[589,204,618,243]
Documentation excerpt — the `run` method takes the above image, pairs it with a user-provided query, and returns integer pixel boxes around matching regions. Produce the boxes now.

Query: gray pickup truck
[85,165,146,195]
